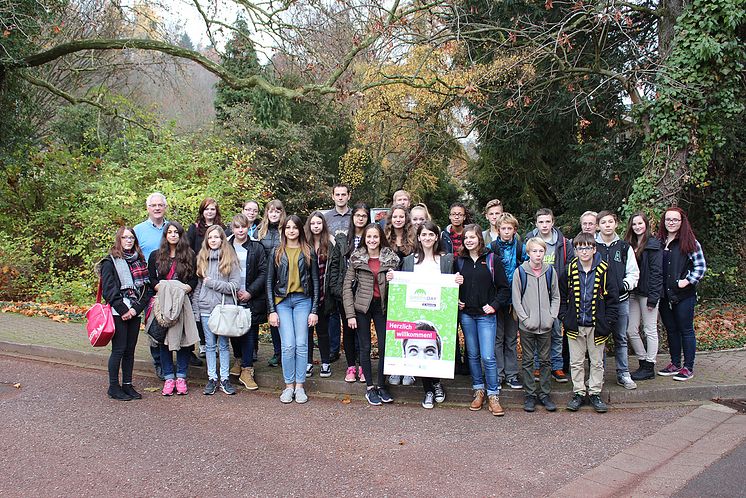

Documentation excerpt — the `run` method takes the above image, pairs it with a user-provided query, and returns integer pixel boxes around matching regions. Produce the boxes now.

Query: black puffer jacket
[266,248,320,314]
[634,237,663,308]
[228,234,268,324]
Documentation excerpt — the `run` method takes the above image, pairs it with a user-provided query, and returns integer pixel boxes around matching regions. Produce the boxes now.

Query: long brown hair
[623,212,651,260]
[657,206,698,253]
[384,204,415,255]
[358,223,389,256]
[304,211,331,264]
[258,199,286,240]
[196,225,237,277]
[156,221,195,280]
[109,226,145,260]
[413,221,443,264]
[275,215,311,266]
[458,224,485,258]
[195,197,224,232]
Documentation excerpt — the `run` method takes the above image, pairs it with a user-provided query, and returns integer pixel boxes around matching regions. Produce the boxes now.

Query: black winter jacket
[266,248,320,314]
[99,257,152,317]
[634,237,663,308]
[228,234,268,324]
[456,251,510,315]
[559,255,619,341]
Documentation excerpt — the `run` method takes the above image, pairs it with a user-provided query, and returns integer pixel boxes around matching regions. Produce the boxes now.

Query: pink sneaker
[161,379,175,396]
[358,366,366,383]
[175,378,188,395]
[345,366,357,383]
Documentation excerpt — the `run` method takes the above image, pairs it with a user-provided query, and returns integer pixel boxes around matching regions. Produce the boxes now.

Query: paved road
[675,439,746,498]
[0,356,697,497]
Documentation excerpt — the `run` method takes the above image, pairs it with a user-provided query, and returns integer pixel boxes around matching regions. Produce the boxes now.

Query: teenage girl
[258,199,287,367]
[305,211,335,378]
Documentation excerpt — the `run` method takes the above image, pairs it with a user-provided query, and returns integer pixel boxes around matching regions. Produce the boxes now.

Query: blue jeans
[328,311,341,355]
[202,315,230,381]
[460,313,499,395]
[276,293,312,384]
[534,318,563,371]
[613,299,631,377]
[659,294,697,371]
[240,322,259,368]
[160,344,190,380]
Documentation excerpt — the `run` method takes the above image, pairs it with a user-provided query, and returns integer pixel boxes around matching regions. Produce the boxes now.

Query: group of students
[100,186,706,416]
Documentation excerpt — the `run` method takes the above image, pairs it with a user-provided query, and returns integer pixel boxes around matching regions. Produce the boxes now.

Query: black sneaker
[524,395,537,412]
[329,351,341,363]
[121,384,142,400]
[319,364,332,377]
[220,379,236,395]
[422,392,435,409]
[433,382,446,403]
[377,387,394,403]
[589,394,608,413]
[538,394,557,412]
[107,385,133,401]
[306,363,314,377]
[366,388,382,406]
[567,393,585,412]
[188,352,203,367]
[154,365,165,381]
[203,378,218,395]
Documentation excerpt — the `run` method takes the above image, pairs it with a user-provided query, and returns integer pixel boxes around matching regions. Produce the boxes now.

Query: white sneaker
[617,372,638,390]
[295,387,308,403]
[280,388,294,403]
[388,375,402,385]
[402,375,416,386]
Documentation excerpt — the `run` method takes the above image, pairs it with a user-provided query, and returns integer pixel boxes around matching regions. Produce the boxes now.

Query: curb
[2,339,746,407]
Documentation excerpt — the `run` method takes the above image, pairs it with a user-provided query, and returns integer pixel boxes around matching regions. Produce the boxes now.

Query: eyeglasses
[449,213,465,218]
[664,218,681,223]
[576,246,594,252]
[353,213,368,219]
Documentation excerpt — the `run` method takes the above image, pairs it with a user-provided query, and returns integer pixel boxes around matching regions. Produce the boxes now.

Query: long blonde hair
[257,199,286,240]
[196,225,237,277]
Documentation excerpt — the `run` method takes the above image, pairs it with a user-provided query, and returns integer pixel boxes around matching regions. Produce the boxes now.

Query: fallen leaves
[0,301,87,322]
[341,395,351,404]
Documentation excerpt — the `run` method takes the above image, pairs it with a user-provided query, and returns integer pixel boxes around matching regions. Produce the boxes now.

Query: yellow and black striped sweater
[560,256,620,344]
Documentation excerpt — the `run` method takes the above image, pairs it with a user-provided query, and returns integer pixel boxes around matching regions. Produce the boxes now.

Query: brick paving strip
[1,312,745,405]
[552,403,746,497]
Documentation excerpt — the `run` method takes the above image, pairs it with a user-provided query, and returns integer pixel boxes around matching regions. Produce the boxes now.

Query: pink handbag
[86,280,115,347]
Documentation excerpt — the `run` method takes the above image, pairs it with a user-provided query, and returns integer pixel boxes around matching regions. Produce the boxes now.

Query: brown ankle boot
[469,389,485,411]
[488,395,505,417]
[239,367,258,390]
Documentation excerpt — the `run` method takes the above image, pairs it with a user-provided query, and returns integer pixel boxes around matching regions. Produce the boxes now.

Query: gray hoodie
[511,262,560,334]
[192,249,242,318]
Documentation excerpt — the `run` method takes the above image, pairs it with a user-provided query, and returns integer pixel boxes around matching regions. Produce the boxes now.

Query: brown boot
[488,395,505,417]
[230,358,242,376]
[239,367,258,390]
[469,389,485,411]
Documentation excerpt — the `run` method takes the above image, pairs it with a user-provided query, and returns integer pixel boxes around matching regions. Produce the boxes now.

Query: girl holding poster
[342,224,400,406]
[456,225,510,416]
[395,221,464,409]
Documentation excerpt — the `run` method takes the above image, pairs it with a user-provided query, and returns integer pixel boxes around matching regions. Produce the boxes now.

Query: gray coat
[192,250,242,318]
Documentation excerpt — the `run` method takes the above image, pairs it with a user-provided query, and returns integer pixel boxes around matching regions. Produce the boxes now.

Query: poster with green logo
[384,271,459,379]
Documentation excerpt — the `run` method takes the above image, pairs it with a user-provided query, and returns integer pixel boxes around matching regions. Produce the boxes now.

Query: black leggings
[108,315,141,386]
[308,309,331,364]
[355,298,386,387]
[421,377,442,394]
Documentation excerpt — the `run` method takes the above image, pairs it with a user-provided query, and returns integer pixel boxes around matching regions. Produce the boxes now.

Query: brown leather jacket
[342,247,400,318]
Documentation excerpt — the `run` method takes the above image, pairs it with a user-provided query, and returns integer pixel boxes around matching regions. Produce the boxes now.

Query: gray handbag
[207,286,252,337]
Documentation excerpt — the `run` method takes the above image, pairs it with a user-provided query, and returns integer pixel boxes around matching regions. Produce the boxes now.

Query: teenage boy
[580,211,598,234]
[513,237,560,412]
[324,183,352,361]
[560,232,619,413]
[488,213,527,390]
[524,208,574,382]
[595,210,640,390]
[482,199,504,246]
[441,202,469,254]
[324,184,352,236]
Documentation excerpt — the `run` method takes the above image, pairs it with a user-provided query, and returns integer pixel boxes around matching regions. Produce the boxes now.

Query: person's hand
[647,306,655,312]
[677,279,689,289]
[121,308,136,320]
[386,269,395,281]
[308,313,319,327]
[458,300,465,310]
[269,312,280,327]
[183,285,192,293]
[454,272,464,285]
[482,304,496,314]
[347,318,357,329]
[237,290,251,302]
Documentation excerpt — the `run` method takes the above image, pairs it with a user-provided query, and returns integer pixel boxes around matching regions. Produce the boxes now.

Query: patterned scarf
[122,251,149,299]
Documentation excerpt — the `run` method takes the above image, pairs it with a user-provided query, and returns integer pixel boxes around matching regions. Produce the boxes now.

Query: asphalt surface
[0,356,696,497]
[674,439,746,498]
